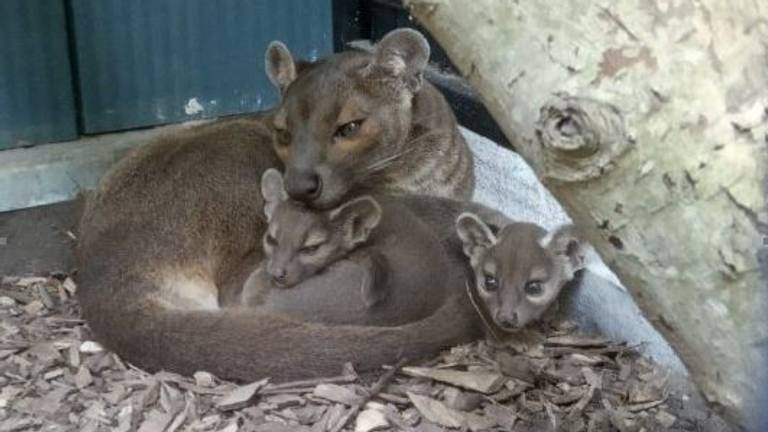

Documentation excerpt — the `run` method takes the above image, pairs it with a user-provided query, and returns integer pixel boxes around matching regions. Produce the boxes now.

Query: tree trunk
[405,0,767,428]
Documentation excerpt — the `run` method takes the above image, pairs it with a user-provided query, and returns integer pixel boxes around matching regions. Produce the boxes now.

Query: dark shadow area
[0,200,79,276]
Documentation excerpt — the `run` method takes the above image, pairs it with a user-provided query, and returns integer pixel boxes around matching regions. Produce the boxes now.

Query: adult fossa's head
[265,29,432,208]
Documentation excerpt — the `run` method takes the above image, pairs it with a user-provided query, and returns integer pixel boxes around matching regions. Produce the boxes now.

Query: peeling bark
[405,0,768,428]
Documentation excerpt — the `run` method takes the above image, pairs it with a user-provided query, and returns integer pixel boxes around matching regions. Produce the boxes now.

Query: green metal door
[69,0,333,134]
[0,0,78,149]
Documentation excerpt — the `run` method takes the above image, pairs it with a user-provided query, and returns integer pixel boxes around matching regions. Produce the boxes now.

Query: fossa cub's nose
[268,267,288,286]
[496,311,519,330]
[285,170,322,202]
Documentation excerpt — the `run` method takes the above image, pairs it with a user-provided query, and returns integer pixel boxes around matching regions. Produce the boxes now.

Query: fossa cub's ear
[329,196,382,249]
[368,28,430,91]
[261,168,288,221]
[265,41,297,94]
[456,212,497,266]
[542,225,586,276]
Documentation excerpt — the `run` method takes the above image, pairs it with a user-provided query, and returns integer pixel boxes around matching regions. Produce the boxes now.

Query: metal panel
[70,0,333,134]
[0,0,78,149]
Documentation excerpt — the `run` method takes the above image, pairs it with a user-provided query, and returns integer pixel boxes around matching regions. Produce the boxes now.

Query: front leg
[240,265,272,307]
[351,251,390,308]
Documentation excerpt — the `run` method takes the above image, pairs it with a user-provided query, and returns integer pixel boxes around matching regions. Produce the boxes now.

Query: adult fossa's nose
[285,168,322,202]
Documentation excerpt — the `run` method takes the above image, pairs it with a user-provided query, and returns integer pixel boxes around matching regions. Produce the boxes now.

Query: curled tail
[78,275,481,382]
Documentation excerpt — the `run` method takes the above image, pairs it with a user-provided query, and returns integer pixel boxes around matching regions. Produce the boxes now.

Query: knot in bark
[536,94,632,182]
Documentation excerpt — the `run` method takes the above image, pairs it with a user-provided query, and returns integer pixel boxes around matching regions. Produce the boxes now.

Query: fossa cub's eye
[483,274,499,292]
[524,281,543,297]
[334,119,364,139]
[265,234,278,246]
[300,244,321,255]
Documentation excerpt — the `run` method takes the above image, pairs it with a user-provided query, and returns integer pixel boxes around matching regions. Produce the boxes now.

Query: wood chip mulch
[0,275,733,432]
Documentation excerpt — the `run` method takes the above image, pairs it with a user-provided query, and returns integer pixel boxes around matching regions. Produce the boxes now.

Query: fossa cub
[456,213,586,337]
[242,169,456,327]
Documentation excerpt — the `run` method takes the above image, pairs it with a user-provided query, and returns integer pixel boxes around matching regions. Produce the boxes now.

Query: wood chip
[292,405,326,425]
[442,387,482,412]
[13,277,48,287]
[137,409,174,432]
[0,418,42,432]
[545,335,612,347]
[75,365,94,388]
[568,368,601,420]
[354,403,389,432]
[625,398,666,412]
[0,296,16,307]
[313,383,360,406]
[407,392,496,432]
[266,394,304,410]
[215,378,269,411]
[43,368,64,380]
[656,409,677,428]
[114,405,133,432]
[67,344,81,368]
[216,420,240,432]
[36,285,56,309]
[401,367,506,394]
[23,300,45,315]
[266,373,356,392]
[193,370,216,387]
[254,422,309,432]
[314,404,346,432]
[79,341,104,353]
[495,352,535,384]
[484,403,517,430]
[62,277,77,294]
[628,379,665,404]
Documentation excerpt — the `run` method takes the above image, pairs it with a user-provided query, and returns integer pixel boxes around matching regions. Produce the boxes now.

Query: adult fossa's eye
[334,119,364,138]
[265,234,278,246]
[483,274,499,292]
[524,281,543,297]
[300,243,321,255]
[275,128,292,146]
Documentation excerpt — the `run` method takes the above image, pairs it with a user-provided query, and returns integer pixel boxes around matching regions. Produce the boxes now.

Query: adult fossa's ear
[367,28,430,91]
[542,224,586,276]
[261,168,287,221]
[329,196,382,249]
[456,212,497,266]
[265,41,297,94]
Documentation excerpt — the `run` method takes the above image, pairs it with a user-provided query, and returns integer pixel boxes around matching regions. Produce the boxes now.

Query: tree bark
[405,0,767,428]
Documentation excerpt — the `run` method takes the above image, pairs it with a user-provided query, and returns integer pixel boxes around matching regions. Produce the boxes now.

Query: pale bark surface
[405,0,767,428]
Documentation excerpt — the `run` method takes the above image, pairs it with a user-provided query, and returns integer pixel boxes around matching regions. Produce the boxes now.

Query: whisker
[360,130,448,175]
[365,150,411,172]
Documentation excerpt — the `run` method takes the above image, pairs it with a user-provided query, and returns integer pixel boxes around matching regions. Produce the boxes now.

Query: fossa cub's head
[456,213,586,332]
[265,28,431,207]
[259,169,382,288]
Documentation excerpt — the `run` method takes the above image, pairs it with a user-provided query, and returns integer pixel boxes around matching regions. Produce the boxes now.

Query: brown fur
[77,30,479,382]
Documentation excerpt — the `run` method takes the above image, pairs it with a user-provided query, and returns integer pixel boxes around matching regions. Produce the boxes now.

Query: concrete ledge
[0,122,207,213]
